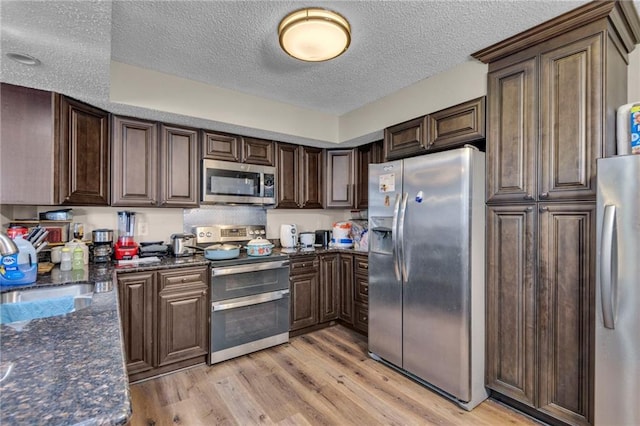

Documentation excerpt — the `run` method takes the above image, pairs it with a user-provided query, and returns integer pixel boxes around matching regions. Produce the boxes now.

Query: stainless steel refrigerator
[367,146,488,410]
[595,154,640,426]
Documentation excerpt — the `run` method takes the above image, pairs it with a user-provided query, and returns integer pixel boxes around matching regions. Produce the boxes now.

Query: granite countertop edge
[0,257,209,426]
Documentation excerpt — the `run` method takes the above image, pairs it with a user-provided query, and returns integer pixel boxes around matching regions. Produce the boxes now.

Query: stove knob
[206,232,212,237]
[199,232,205,238]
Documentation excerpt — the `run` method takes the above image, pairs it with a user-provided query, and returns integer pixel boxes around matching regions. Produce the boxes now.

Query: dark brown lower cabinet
[290,252,368,336]
[338,254,354,325]
[319,253,339,322]
[117,266,209,382]
[289,255,319,331]
[486,203,595,425]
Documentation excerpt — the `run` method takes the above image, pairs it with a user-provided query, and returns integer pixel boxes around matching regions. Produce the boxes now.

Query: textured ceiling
[1,1,639,124]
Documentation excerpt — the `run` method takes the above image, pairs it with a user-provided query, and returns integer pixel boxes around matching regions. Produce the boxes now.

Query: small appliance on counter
[279,224,297,248]
[299,232,315,248]
[315,230,331,247]
[139,241,169,258]
[91,229,113,263]
[170,233,197,257]
[114,211,138,260]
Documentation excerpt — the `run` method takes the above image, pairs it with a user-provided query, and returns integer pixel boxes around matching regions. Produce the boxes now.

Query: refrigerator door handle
[391,193,402,281]
[398,192,409,282]
[600,204,618,330]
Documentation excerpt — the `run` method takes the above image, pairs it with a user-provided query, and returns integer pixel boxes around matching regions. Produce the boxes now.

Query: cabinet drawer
[289,256,318,275]
[354,274,369,303]
[353,302,368,334]
[354,254,368,275]
[158,266,208,292]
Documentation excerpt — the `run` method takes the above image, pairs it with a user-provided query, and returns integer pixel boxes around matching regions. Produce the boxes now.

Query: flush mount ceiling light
[6,52,41,66]
[278,8,351,62]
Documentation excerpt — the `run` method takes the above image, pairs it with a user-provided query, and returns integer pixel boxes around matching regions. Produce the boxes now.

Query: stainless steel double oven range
[193,225,290,365]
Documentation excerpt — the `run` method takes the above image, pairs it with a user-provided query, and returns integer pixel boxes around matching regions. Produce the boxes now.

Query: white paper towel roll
[617,102,640,155]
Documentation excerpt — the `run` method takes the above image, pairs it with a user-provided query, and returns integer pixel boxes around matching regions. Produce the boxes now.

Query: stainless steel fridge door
[401,147,484,402]
[595,155,640,426]
[368,160,403,367]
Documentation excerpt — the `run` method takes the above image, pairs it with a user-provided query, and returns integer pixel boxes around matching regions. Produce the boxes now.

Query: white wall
[110,59,488,146]
[629,48,640,102]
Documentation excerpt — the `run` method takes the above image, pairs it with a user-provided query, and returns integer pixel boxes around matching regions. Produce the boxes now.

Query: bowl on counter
[245,237,274,256]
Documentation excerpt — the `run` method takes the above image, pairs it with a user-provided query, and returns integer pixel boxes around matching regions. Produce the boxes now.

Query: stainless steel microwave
[201,159,276,205]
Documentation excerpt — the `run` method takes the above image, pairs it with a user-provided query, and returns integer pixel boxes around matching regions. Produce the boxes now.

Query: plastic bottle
[60,247,72,271]
[72,245,84,270]
[0,233,37,285]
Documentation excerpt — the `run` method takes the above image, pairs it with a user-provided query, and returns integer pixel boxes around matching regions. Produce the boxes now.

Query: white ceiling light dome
[278,8,351,62]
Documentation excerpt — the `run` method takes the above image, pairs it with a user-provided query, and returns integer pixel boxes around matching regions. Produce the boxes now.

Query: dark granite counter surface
[278,246,369,257]
[0,256,209,426]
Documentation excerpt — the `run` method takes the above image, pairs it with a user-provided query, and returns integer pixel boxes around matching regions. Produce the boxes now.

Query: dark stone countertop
[278,246,369,257]
[0,256,209,426]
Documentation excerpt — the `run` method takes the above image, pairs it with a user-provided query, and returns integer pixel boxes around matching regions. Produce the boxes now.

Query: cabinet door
[325,149,355,208]
[202,131,240,162]
[112,116,158,206]
[319,253,339,322]
[486,205,537,407]
[339,254,354,324]
[300,146,324,209]
[290,271,319,331]
[539,33,602,201]
[383,116,427,161]
[486,58,538,203]
[242,137,275,166]
[157,267,208,366]
[426,97,486,151]
[537,203,595,425]
[0,84,56,204]
[58,96,110,205]
[118,271,156,375]
[275,142,300,208]
[355,141,382,209]
[159,124,199,207]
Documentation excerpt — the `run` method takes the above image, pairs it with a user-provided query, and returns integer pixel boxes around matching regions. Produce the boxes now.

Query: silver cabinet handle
[600,204,618,329]
[212,260,290,276]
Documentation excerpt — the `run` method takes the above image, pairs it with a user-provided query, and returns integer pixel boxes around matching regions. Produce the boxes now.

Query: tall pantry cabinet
[472,2,640,426]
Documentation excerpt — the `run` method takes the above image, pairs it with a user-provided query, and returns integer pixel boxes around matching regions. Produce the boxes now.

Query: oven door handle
[212,289,290,312]
[211,260,290,276]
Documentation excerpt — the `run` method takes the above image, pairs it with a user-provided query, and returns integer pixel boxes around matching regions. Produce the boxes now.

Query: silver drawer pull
[212,289,289,311]
[212,260,289,276]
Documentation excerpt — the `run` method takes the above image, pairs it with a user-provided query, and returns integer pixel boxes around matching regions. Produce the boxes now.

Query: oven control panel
[193,225,266,245]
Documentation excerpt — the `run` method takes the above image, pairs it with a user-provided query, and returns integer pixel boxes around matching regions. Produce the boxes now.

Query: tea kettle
[279,224,297,248]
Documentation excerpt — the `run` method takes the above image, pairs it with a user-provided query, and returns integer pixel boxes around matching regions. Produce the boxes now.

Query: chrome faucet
[0,231,18,256]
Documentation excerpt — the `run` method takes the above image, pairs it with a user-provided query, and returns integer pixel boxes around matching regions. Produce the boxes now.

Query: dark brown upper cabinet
[325,149,356,209]
[355,141,383,209]
[276,142,323,209]
[1,84,110,206]
[202,131,274,166]
[384,116,428,161]
[112,116,198,207]
[426,97,485,151]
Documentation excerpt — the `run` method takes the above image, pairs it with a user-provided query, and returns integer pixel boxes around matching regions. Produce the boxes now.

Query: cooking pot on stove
[246,237,274,257]
[204,244,240,260]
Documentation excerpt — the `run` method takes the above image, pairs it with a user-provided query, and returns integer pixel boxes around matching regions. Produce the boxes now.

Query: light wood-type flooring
[129,325,539,425]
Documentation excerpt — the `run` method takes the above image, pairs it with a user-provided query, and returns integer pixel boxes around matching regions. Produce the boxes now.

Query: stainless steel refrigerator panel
[401,148,475,402]
[368,160,403,218]
[368,161,404,367]
[595,155,640,426]
[368,250,403,366]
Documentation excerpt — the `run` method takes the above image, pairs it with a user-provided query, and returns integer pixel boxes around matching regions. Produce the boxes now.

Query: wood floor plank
[129,325,538,426]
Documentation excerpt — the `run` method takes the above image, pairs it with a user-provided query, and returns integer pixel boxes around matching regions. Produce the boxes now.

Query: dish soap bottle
[72,245,84,270]
[60,247,72,272]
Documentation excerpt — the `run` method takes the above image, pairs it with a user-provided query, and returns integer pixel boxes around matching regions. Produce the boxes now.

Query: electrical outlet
[138,222,148,236]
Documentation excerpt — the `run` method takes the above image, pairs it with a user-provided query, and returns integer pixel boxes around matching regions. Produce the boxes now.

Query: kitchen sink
[0,283,94,324]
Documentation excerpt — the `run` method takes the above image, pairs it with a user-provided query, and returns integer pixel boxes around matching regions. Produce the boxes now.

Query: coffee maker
[114,211,139,260]
[91,229,113,263]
